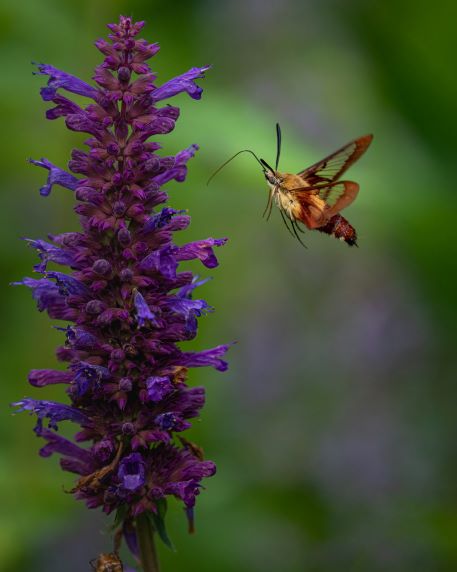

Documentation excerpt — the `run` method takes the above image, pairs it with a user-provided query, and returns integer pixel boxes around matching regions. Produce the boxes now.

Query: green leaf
[111,505,128,530]
[156,497,168,519]
[148,502,176,552]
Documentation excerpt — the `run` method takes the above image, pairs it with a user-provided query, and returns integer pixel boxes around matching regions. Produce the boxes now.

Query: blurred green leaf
[148,500,176,552]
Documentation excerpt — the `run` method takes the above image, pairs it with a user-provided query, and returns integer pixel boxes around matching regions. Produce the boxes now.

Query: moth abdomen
[317,214,358,246]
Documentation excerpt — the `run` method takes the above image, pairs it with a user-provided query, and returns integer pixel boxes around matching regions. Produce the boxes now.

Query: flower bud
[85,300,106,315]
[117,227,131,245]
[92,259,111,276]
[120,268,133,282]
[118,66,131,82]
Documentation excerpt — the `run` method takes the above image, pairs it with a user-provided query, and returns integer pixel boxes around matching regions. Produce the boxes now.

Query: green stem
[136,512,160,572]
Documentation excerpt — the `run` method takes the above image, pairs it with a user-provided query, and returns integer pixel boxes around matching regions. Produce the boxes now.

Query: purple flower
[146,376,173,402]
[118,453,146,491]
[71,361,111,396]
[133,289,161,328]
[24,238,76,273]
[177,276,211,299]
[151,66,210,102]
[179,345,230,371]
[34,63,98,99]
[12,398,90,431]
[28,368,74,387]
[146,444,216,510]
[13,15,228,554]
[38,427,96,473]
[11,277,75,320]
[177,237,228,268]
[28,158,80,196]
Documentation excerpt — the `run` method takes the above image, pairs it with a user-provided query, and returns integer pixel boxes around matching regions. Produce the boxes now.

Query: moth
[90,552,123,572]
[208,125,373,246]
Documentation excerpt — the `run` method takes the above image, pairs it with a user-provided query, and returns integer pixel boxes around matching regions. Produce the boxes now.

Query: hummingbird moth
[208,125,373,246]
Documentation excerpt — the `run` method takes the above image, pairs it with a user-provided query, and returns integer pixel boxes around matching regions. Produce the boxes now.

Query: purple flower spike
[14,15,228,554]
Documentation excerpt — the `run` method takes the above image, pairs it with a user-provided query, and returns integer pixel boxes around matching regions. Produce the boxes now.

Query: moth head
[206,123,283,187]
[261,160,281,186]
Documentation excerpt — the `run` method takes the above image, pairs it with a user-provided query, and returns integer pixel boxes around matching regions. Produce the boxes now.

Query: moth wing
[289,188,326,229]
[317,180,359,217]
[297,134,373,185]
[291,180,359,225]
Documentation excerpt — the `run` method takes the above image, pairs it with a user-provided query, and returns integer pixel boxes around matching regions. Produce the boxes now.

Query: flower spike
[14,16,228,560]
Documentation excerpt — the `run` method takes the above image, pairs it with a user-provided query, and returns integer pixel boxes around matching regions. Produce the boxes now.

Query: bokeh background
[1,0,457,571]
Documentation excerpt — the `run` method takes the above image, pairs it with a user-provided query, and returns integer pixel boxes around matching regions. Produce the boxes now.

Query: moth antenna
[275,123,282,170]
[207,149,264,185]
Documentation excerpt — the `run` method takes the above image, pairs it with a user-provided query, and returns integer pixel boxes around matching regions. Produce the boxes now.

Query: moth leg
[291,219,307,248]
[266,195,275,221]
[279,209,295,238]
[295,221,306,234]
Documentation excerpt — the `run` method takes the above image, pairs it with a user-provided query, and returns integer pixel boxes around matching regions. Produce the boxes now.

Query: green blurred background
[2,0,457,570]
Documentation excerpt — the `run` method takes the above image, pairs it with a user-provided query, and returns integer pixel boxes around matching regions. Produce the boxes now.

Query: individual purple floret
[13,15,227,557]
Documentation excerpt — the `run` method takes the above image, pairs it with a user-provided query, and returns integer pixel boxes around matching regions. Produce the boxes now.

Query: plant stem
[136,512,160,572]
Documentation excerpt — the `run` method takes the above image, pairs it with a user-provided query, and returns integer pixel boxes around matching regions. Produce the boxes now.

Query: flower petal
[146,376,173,402]
[34,63,98,99]
[24,238,75,272]
[176,238,227,268]
[118,453,146,491]
[12,277,74,319]
[12,398,89,431]
[177,276,211,299]
[37,427,95,470]
[153,144,199,186]
[46,271,90,296]
[29,158,80,196]
[28,369,73,387]
[139,247,178,280]
[178,345,229,371]
[71,362,111,396]
[134,290,161,327]
[151,66,210,102]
